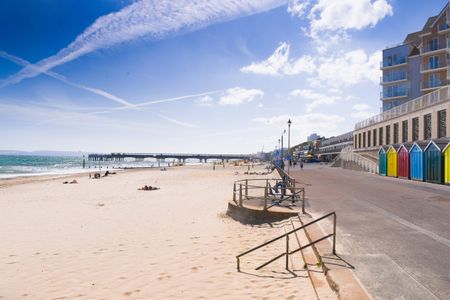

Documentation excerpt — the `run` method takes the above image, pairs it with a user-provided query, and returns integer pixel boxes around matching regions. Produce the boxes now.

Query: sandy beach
[0,165,321,299]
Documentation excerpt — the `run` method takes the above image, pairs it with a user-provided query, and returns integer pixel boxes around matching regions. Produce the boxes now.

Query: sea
[0,155,189,179]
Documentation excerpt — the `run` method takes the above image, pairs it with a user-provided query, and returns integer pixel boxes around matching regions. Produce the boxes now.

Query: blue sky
[0,0,448,153]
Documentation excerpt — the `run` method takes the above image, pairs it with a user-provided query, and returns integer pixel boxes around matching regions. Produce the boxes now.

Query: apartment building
[381,3,450,112]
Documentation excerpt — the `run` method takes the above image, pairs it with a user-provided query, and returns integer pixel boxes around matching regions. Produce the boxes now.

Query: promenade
[290,164,450,300]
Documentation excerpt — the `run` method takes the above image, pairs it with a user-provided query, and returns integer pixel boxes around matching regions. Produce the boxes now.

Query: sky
[0,0,448,154]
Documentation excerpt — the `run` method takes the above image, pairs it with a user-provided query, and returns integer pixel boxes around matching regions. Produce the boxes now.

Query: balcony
[356,85,450,130]
[420,62,448,73]
[421,43,448,55]
[420,80,447,91]
[380,88,409,100]
[380,72,408,85]
[438,23,450,33]
[380,58,407,70]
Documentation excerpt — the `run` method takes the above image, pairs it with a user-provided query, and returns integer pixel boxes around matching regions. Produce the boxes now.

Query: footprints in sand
[157,272,172,280]
[123,289,140,297]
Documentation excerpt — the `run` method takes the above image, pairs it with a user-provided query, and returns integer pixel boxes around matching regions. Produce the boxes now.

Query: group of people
[89,170,117,179]
[138,185,160,191]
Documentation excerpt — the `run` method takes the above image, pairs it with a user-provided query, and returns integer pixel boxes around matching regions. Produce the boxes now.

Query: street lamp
[287,119,292,174]
[281,129,286,169]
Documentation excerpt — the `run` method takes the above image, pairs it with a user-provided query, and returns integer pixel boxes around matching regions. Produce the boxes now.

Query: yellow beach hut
[387,145,399,177]
[444,142,450,185]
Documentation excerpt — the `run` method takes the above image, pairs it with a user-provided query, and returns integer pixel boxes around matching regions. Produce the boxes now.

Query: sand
[0,165,320,299]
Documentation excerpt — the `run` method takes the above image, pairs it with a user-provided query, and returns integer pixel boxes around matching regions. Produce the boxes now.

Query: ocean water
[0,155,185,179]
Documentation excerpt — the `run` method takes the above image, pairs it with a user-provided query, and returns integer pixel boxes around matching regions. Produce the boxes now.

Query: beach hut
[378,146,387,176]
[409,142,427,182]
[444,142,450,185]
[397,143,412,179]
[423,139,448,184]
[386,145,399,177]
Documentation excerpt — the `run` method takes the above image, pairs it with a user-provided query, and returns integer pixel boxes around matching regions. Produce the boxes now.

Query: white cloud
[352,103,372,111]
[253,113,345,140]
[1,0,287,88]
[351,103,377,119]
[240,42,315,76]
[219,87,264,106]
[308,0,393,36]
[312,49,381,87]
[196,95,213,107]
[287,0,311,17]
[285,0,393,53]
[289,89,340,112]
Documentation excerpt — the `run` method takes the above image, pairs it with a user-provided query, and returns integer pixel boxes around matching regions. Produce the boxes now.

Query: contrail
[0,0,287,88]
[0,51,137,108]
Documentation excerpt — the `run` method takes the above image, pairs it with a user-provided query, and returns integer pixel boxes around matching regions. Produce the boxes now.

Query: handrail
[236,211,336,271]
[232,178,305,212]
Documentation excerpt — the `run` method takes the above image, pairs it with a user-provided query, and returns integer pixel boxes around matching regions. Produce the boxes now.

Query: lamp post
[281,129,286,169]
[278,138,281,165]
[287,119,292,174]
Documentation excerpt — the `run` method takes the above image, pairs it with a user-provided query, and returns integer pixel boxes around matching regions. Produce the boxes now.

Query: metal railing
[233,178,305,212]
[236,212,337,271]
[356,85,450,130]
[275,166,296,190]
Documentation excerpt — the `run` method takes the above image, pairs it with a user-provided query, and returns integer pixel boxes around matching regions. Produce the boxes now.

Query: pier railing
[236,212,337,271]
[232,178,305,212]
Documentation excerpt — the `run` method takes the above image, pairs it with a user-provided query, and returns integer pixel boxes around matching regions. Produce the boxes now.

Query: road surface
[290,164,450,300]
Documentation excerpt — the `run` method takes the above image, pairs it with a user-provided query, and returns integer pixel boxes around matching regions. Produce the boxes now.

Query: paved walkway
[290,164,450,300]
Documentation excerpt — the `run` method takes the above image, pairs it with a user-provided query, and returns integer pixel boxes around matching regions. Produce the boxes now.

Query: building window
[393,123,399,144]
[429,73,440,88]
[386,125,391,145]
[373,129,377,146]
[424,113,432,140]
[358,133,361,149]
[402,120,408,143]
[438,109,446,138]
[428,56,439,69]
[426,38,438,52]
[363,132,366,148]
[379,127,383,145]
[368,130,371,148]
[412,117,419,141]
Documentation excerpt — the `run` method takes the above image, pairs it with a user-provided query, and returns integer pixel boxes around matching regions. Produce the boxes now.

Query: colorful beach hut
[409,141,427,181]
[386,145,399,177]
[424,139,448,184]
[378,146,387,176]
[444,142,450,185]
[397,143,412,179]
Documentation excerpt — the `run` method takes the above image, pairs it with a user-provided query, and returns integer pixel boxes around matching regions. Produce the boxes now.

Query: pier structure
[87,152,252,163]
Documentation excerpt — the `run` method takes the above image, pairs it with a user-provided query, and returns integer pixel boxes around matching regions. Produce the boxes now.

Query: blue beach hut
[409,141,427,181]
[378,146,387,176]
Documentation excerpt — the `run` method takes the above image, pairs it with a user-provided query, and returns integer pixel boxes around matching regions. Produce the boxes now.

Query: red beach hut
[397,143,412,179]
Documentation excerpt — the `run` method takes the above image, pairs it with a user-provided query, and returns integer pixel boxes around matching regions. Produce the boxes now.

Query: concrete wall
[354,101,449,150]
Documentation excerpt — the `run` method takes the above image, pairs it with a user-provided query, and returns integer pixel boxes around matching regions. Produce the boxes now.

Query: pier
[87,152,252,163]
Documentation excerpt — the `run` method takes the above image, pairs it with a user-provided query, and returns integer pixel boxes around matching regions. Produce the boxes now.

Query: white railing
[338,146,379,174]
[356,85,450,130]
